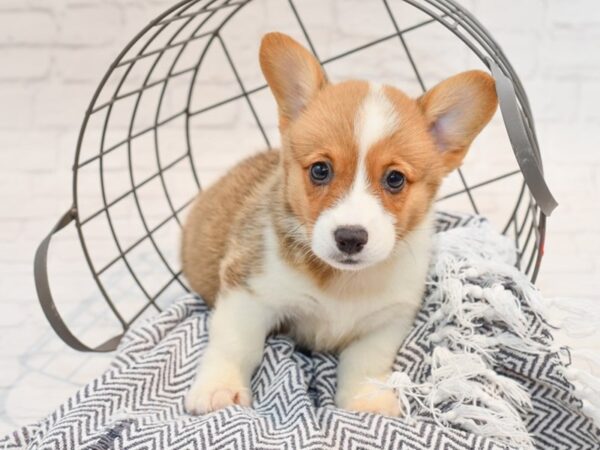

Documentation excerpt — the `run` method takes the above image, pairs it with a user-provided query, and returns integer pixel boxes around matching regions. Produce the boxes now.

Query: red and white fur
[181,32,498,416]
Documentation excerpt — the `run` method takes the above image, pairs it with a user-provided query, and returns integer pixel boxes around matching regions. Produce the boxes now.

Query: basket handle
[34,207,123,352]
[488,59,558,217]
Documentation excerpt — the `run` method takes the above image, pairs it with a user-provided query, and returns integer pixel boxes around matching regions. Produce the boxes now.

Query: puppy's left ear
[418,70,498,173]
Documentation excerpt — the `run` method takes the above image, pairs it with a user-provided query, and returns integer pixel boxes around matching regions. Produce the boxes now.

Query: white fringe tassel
[384,223,548,449]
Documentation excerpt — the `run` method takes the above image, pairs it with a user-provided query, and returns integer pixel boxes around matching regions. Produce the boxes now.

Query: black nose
[334,226,368,255]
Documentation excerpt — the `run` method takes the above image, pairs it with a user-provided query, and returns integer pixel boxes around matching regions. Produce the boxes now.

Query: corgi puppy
[182,32,497,416]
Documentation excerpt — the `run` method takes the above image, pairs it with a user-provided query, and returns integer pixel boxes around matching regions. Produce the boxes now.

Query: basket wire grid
[35,0,557,352]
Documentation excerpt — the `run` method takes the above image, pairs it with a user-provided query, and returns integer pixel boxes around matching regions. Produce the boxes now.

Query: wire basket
[34,0,557,352]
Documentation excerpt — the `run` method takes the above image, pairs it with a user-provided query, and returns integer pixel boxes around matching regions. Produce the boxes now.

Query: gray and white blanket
[3,214,599,449]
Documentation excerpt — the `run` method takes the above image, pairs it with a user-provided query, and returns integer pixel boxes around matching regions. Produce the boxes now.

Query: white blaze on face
[312,84,400,270]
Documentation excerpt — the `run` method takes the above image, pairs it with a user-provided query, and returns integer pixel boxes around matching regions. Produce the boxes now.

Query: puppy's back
[181,150,280,305]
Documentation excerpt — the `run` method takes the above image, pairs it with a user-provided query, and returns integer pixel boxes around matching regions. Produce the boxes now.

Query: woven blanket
[3,213,599,449]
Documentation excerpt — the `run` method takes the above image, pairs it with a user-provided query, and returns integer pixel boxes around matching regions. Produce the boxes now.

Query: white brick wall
[0,0,598,303]
[0,0,599,431]
[0,1,597,288]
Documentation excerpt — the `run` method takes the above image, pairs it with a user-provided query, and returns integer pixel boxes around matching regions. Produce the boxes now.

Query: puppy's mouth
[338,257,359,265]
[324,254,369,271]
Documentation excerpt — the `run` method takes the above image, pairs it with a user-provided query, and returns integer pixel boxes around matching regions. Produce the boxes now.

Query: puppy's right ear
[259,32,327,130]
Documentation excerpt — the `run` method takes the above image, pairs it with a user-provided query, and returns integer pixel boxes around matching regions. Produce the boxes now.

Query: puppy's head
[260,32,498,271]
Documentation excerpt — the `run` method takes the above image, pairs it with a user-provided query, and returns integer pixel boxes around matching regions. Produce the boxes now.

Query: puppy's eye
[309,161,333,185]
[382,170,406,193]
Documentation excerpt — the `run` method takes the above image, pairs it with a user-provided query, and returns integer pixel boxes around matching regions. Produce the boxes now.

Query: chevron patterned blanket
[3,214,600,449]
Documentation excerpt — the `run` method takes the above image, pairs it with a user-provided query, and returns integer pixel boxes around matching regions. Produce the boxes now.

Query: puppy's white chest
[247,221,432,351]
[251,243,424,351]
[291,283,406,351]
[252,267,398,349]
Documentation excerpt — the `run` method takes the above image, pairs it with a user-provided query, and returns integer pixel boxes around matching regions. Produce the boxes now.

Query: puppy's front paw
[185,363,251,415]
[337,382,402,417]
